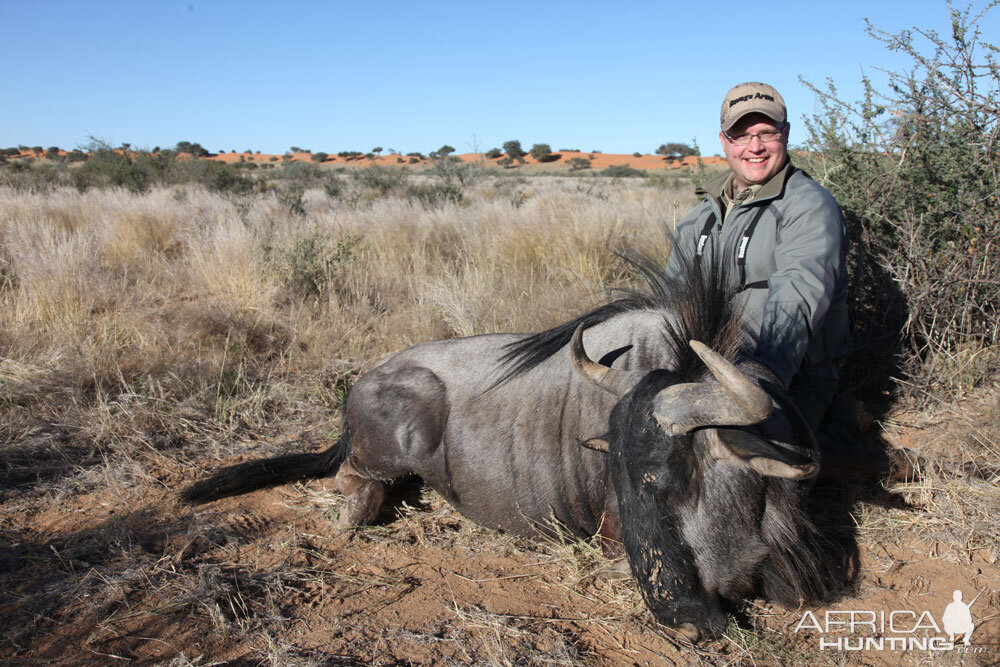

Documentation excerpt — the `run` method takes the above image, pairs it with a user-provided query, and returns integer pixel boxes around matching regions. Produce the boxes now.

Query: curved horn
[689,340,773,422]
[569,324,642,397]
[651,340,773,435]
[703,428,819,479]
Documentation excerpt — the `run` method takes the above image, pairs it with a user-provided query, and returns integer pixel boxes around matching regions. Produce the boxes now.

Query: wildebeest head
[571,324,822,641]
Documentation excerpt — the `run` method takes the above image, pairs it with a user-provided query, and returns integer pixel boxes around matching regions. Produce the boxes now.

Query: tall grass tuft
[0,176,693,469]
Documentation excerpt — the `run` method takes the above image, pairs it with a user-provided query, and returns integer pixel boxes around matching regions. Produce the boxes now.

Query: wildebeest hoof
[334,511,357,531]
[676,622,702,643]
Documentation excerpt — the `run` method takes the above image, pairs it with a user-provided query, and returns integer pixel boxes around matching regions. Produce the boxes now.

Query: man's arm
[753,189,847,387]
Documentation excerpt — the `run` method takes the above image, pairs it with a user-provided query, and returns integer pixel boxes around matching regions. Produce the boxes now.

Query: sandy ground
[2,391,998,666]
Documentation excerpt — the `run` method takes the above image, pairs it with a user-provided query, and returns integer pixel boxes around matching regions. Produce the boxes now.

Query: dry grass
[1,175,998,664]
[0,177,689,463]
[856,393,1000,563]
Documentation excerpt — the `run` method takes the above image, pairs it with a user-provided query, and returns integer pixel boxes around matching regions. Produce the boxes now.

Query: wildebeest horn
[703,428,819,479]
[651,339,773,435]
[569,324,642,397]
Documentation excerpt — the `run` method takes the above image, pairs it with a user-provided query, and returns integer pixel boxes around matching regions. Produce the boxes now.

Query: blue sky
[2,1,994,156]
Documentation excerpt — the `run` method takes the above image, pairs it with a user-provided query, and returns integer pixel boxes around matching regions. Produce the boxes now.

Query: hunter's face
[720,114,789,189]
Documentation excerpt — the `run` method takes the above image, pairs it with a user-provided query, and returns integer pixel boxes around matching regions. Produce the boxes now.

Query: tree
[175,141,209,157]
[529,143,552,162]
[372,146,383,155]
[432,144,455,158]
[502,140,526,163]
[655,142,698,159]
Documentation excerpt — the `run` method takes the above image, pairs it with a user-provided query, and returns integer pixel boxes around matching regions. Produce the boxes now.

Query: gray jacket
[669,162,851,387]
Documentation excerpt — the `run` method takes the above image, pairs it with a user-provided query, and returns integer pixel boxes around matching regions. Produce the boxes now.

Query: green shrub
[72,139,150,193]
[275,161,324,187]
[431,156,483,187]
[530,143,554,162]
[485,148,502,159]
[405,182,463,208]
[800,2,1000,398]
[567,156,591,171]
[167,157,254,194]
[174,141,209,157]
[279,187,306,216]
[0,159,68,191]
[311,152,329,162]
[323,175,344,199]
[274,233,361,298]
[352,164,407,196]
[502,140,526,160]
[600,164,645,178]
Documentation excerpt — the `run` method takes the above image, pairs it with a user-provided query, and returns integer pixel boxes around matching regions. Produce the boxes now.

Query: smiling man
[667,82,891,477]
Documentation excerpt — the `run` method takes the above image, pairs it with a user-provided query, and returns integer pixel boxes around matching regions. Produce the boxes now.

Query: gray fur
[181,249,827,638]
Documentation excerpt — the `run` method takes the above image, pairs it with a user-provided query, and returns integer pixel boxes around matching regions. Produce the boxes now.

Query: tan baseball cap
[720,82,786,131]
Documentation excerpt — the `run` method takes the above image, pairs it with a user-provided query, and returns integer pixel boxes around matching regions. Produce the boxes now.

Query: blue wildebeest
[181,249,828,640]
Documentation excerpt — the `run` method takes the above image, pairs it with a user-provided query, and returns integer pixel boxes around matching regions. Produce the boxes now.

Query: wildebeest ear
[580,436,610,453]
[569,325,643,397]
[703,428,819,480]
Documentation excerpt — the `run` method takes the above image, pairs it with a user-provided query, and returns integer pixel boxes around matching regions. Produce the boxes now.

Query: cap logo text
[730,93,775,107]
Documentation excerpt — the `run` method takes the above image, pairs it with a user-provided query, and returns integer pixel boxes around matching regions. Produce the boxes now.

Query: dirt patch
[2,391,998,666]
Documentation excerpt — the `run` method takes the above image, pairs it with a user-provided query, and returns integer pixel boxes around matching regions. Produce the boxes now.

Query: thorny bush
[800,1,1000,401]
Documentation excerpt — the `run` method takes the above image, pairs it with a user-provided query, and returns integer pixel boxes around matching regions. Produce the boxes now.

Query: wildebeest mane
[493,239,747,387]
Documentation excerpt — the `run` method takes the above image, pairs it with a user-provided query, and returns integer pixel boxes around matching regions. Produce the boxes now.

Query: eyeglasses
[723,124,786,146]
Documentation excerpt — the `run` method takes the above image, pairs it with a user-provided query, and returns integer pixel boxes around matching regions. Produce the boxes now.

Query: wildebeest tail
[179,428,350,505]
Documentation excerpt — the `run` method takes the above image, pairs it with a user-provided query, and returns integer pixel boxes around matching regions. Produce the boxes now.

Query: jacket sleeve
[753,187,847,387]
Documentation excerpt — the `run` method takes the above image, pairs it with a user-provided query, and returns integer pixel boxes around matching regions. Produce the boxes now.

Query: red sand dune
[206,150,725,170]
[14,148,726,171]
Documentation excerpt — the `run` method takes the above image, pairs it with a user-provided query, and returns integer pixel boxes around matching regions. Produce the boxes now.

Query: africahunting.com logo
[794,587,988,653]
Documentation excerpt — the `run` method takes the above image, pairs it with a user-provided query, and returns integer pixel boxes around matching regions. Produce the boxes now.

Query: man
[669,82,894,477]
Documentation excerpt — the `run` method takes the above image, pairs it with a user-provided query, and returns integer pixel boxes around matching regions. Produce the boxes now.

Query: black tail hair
[180,429,350,504]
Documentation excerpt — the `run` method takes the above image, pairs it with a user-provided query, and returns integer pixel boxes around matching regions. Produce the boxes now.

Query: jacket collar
[696,160,794,202]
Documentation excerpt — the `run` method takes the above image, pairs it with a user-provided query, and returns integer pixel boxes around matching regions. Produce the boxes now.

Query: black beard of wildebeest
[181,239,830,642]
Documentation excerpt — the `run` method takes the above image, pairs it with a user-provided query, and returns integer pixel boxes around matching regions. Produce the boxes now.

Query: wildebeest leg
[333,462,386,529]
[333,365,448,529]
